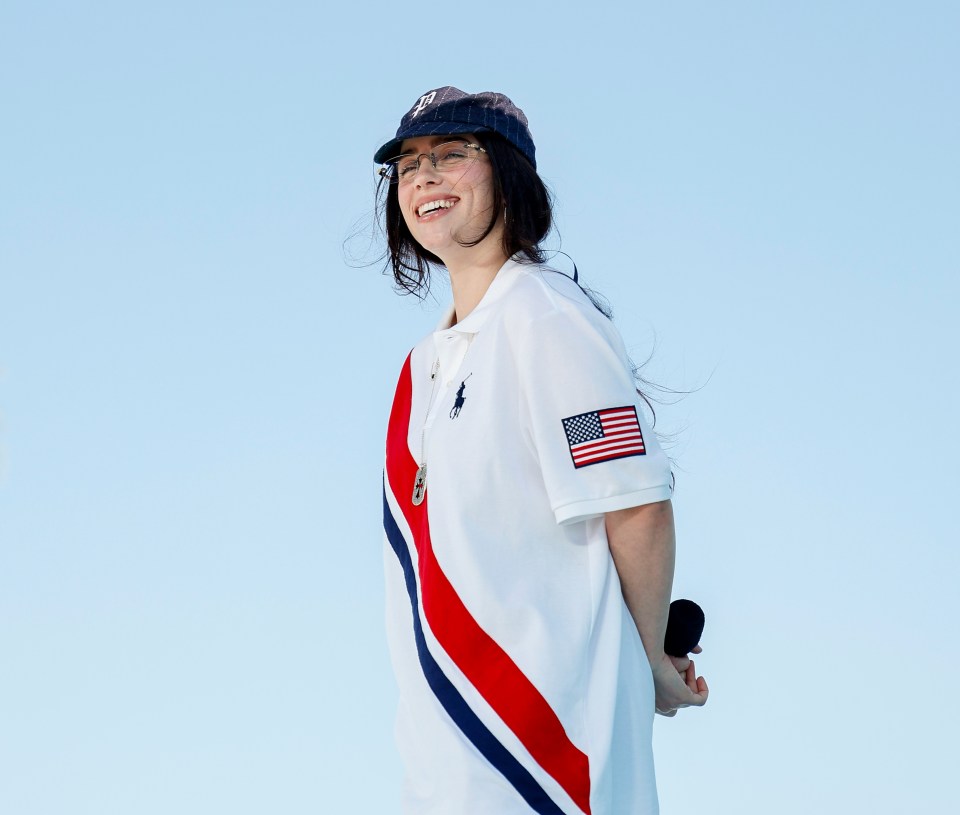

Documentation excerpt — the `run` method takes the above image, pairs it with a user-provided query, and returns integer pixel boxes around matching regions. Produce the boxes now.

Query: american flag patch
[562,406,646,469]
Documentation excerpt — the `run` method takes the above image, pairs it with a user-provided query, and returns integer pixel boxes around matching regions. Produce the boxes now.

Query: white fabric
[384,258,674,815]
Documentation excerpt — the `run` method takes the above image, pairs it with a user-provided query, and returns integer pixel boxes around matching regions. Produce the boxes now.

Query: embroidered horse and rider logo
[450,374,472,419]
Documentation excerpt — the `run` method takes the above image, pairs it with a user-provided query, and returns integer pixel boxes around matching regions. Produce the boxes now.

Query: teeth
[418,199,455,217]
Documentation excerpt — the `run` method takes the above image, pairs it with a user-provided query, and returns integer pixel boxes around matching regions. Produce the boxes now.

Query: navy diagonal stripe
[382,484,568,815]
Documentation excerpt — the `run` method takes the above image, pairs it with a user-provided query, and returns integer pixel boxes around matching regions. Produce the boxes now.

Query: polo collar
[435,257,525,335]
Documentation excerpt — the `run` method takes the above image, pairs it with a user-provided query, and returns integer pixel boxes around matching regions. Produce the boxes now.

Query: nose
[414,153,442,186]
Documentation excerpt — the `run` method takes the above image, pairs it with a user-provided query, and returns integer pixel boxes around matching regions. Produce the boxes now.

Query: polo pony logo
[411,91,436,118]
[450,374,472,419]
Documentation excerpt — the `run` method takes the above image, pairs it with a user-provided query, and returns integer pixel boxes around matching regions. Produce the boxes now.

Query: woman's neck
[444,243,509,324]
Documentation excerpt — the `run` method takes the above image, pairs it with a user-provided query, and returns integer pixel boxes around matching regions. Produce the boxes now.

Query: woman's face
[395,134,501,262]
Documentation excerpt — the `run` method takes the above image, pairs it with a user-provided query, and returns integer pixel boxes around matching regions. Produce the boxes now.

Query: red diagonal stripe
[385,355,592,814]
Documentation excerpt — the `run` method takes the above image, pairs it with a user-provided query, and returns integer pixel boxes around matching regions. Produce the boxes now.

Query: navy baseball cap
[374,86,537,169]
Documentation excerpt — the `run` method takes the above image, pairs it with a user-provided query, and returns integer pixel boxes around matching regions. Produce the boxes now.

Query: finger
[672,656,691,673]
[688,676,708,706]
[691,645,703,655]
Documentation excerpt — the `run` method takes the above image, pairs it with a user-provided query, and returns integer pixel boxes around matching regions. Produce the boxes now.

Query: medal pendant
[412,464,427,506]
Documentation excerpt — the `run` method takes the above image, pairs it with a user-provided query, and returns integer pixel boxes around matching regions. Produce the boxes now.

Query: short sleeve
[514,300,673,525]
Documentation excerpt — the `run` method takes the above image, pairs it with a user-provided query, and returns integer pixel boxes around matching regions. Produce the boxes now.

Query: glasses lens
[433,141,476,171]
[381,154,418,184]
[382,142,481,185]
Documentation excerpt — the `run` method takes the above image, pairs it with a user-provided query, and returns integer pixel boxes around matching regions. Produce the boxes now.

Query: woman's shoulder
[505,262,602,323]
[499,262,627,357]
[500,262,619,342]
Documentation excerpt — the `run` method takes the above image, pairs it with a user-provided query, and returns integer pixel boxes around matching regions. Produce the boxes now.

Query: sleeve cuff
[553,484,674,526]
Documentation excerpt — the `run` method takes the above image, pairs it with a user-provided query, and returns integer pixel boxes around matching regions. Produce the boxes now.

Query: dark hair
[376,132,552,297]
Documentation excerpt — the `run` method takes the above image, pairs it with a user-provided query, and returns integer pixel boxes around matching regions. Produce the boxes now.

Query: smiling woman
[374,98,551,299]
[372,86,707,815]
[394,135,497,262]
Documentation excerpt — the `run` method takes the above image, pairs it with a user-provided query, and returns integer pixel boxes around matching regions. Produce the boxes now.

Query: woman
[376,86,707,815]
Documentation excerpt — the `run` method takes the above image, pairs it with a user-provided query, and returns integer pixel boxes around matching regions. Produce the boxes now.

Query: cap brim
[373,122,492,164]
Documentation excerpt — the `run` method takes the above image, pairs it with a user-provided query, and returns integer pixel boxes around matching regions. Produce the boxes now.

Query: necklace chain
[412,358,440,506]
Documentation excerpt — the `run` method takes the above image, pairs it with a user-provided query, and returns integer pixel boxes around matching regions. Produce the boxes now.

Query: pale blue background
[2,2,958,813]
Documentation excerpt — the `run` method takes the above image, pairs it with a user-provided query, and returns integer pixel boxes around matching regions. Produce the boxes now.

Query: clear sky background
[2,2,958,813]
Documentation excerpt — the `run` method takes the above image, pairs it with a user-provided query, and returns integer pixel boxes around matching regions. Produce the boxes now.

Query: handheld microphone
[664,599,705,658]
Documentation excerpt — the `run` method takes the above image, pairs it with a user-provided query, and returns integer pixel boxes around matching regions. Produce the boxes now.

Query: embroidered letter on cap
[411,91,437,117]
[562,406,646,469]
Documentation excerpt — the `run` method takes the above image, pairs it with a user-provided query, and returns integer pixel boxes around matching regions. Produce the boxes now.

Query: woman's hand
[652,648,708,717]
[667,643,702,675]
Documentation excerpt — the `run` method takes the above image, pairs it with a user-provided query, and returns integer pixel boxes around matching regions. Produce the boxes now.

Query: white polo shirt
[383,258,674,815]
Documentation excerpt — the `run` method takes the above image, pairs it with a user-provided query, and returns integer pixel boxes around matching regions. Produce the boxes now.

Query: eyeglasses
[379,141,486,185]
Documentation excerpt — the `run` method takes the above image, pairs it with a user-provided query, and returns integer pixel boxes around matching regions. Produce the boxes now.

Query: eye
[395,156,419,178]
[438,143,470,161]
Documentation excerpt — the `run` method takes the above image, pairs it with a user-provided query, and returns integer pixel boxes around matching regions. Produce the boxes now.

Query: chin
[410,237,447,258]
[411,229,455,256]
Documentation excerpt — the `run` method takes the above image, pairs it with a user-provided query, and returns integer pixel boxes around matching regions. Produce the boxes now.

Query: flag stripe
[574,446,647,465]
[571,431,643,453]
[385,354,591,815]
[597,410,635,421]
[575,438,645,454]
[600,419,639,429]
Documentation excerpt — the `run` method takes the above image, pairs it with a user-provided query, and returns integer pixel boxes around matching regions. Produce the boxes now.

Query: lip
[414,195,460,220]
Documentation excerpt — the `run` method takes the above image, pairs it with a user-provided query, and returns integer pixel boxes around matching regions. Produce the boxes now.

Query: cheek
[466,168,495,213]
[396,188,417,230]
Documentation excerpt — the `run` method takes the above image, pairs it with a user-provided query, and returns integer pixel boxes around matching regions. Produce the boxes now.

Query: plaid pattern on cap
[374,86,537,169]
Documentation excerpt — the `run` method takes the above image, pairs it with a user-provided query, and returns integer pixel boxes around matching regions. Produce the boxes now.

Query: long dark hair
[376,132,552,297]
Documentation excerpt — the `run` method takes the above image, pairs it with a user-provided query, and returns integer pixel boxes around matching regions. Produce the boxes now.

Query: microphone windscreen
[664,598,705,657]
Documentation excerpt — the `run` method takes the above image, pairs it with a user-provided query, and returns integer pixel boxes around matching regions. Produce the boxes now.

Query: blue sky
[2,2,958,813]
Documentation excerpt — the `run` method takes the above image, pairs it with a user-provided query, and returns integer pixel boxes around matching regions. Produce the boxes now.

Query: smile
[417,198,458,218]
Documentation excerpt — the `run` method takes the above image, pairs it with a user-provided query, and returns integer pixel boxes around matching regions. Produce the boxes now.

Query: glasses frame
[379,140,487,185]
